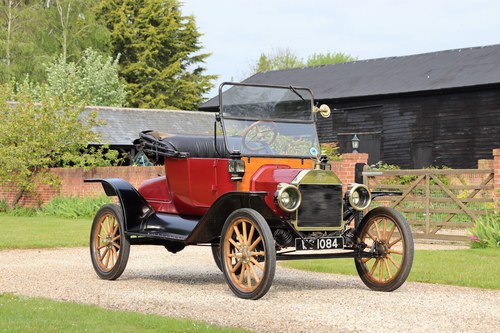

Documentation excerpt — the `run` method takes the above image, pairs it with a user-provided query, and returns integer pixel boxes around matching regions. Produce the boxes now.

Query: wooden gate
[363,168,495,241]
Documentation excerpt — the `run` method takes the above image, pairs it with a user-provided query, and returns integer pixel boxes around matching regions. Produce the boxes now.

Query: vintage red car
[86,82,414,300]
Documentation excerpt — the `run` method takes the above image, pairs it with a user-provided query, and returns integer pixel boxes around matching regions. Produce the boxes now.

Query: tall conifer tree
[98,0,216,110]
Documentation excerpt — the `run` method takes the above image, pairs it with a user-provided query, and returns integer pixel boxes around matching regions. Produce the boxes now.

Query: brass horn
[314,104,331,118]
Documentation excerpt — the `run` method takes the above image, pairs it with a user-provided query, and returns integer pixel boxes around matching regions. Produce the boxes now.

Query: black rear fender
[186,192,283,244]
[85,178,153,231]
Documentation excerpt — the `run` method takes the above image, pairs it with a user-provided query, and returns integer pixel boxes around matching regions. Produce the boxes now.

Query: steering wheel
[242,121,278,152]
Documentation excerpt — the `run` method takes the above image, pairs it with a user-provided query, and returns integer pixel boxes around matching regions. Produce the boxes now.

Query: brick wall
[331,153,369,191]
[0,166,164,207]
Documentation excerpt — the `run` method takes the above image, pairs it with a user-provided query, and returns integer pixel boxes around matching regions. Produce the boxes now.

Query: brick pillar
[493,149,500,210]
[331,153,369,192]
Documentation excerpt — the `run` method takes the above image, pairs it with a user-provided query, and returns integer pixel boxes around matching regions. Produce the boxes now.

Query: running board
[126,212,200,244]
[126,231,187,242]
[276,250,374,261]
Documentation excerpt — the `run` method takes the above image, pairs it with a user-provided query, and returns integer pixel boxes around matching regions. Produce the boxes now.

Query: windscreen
[220,83,320,158]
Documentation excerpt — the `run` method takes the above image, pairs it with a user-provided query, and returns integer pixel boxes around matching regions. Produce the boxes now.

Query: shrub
[2,206,39,217]
[0,199,7,212]
[1,195,113,219]
[320,142,341,161]
[469,213,500,248]
[40,195,113,219]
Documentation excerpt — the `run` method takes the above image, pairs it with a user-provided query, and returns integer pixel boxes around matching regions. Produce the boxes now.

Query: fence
[363,167,496,241]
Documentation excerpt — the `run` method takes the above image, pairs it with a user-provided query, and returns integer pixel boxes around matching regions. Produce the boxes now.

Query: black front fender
[85,178,153,231]
[186,191,284,244]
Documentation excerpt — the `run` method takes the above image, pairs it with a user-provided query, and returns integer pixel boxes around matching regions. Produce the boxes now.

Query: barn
[200,44,500,169]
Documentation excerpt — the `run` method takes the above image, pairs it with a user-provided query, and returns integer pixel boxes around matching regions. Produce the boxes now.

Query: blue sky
[182,0,500,97]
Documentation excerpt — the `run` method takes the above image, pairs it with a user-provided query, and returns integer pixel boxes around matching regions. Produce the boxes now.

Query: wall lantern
[351,134,360,153]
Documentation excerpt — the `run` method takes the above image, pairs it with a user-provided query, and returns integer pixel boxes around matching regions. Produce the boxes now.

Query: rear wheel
[354,207,413,292]
[221,208,276,300]
[90,204,130,280]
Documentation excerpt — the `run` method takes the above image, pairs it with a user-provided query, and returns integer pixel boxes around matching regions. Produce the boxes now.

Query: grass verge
[280,248,500,289]
[0,294,247,333]
[0,215,89,249]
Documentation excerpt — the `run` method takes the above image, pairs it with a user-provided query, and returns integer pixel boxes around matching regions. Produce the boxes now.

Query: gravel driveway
[1,246,499,332]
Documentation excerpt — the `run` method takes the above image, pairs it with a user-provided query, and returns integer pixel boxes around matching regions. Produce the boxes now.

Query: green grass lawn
[281,247,500,289]
[0,215,90,249]
[0,294,247,333]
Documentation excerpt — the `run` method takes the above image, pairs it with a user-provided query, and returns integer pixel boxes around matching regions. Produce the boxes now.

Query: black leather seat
[136,130,230,158]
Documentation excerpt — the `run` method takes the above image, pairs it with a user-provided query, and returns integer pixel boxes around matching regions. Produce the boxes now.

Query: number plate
[295,237,344,250]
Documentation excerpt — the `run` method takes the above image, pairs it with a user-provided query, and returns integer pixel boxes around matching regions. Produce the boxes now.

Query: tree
[251,49,357,74]
[0,83,120,207]
[0,0,39,82]
[0,0,110,84]
[44,0,110,61]
[253,48,304,73]
[98,0,216,110]
[43,48,127,106]
[306,52,357,67]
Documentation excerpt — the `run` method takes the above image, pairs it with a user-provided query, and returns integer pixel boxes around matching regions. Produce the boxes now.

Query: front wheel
[354,207,414,292]
[220,208,276,300]
[211,242,222,271]
[90,204,130,280]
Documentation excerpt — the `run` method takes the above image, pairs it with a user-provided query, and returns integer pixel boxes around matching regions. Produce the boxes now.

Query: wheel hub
[241,245,250,264]
[376,241,388,257]
[105,235,112,248]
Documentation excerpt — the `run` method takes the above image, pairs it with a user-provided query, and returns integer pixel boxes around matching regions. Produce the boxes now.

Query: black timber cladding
[200,44,500,168]
[319,86,500,168]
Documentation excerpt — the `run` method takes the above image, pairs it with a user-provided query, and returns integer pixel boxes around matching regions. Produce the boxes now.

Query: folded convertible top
[135,130,230,159]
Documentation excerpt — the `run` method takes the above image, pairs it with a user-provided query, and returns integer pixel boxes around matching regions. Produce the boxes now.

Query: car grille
[296,184,343,229]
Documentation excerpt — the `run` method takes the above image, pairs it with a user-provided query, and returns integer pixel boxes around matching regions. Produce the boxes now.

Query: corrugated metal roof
[200,44,500,109]
[86,106,215,145]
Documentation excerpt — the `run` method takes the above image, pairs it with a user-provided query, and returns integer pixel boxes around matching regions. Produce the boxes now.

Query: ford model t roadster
[87,83,414,300]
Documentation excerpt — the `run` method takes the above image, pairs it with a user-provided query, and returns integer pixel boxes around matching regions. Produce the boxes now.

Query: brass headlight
[347,184,371,211]
[275,183,302,212]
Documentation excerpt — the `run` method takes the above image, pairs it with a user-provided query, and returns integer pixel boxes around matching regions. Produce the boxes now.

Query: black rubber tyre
[211,242,222,271]
[220,208,276,300]
[354,207,414,292]
[90,204,130,280]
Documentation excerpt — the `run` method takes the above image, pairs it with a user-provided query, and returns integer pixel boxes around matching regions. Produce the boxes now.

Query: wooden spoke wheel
[221,208,276,300]
[90,204,130,280]
[242,121,278,151]
[355,207,414,292]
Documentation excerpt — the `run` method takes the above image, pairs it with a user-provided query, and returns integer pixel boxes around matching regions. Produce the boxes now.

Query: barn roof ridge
[200,43,500,110]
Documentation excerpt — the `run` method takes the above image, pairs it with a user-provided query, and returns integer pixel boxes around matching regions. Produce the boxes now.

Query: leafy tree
[42,48,127,106]
[0,83,120,208]
[98,0,216,110]
[306,52,357,67]
[253,48,304,73]
[44,0,110,61]
[0,0,110,84]
[0,0,41,82]
[251,49,357,74]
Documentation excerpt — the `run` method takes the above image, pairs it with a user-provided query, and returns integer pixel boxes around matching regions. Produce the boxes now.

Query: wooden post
[493,149,500,211]
[425,172,430,237]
